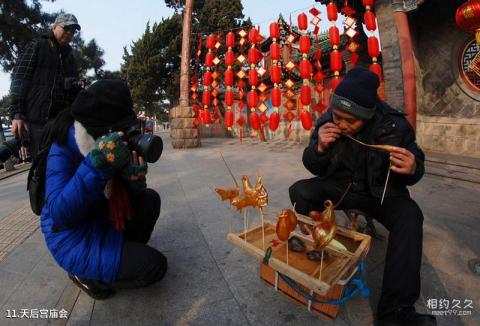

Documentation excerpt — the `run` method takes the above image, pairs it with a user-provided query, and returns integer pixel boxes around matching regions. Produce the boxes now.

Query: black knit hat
[71,80,138,137]
[331,67,380,120]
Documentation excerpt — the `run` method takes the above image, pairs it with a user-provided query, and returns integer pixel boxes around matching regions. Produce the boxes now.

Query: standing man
[289,67,436,326]
[9,13,81,158]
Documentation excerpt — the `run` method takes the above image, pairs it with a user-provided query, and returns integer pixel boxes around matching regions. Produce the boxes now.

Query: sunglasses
[62,25,78,34]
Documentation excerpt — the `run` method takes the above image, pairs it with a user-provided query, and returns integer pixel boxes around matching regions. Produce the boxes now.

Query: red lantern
[300,85,312,106]
[330,51,343,72]
[368,36,380,58]
[329,26,340,46]
[248,47,260,65]
[363,0,374,7]
[202,90,211,106]
[298,13,308,30]
[271,87,281,107]
[225,90,234,106]
[225,50,235,66]
[205,52,214,68]
[226,32,235,48]
[203,109,212,125]
[270,43,281,61]
[364,10,377,31]
[299,60,312,79]
[206,34,216,49]
[249,28,259,44]
[327,2,338,22]
[299,35,311,54]
[370,63,382,81]
[224,70,233,86]
[331,77,342,91]
[249,111,260,130]
[300,111,313,130]
[269,112,280,131]
[225,110,234,128]
[247,90,259,109]
[248,69,258,87]
[203,71,213,86]
[270,22,280,39]
[271,65,281,83]
[456,0,480,44]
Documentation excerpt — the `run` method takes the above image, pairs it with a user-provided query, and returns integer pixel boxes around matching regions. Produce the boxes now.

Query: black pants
[289,177,423,317]
[109,188,167,290]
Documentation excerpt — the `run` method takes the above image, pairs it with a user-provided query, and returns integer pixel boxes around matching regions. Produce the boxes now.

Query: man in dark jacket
[9,13,81,158]
[289,68,436,326]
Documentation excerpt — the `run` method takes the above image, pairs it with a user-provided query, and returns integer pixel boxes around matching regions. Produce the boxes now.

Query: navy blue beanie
[331,67,380,120]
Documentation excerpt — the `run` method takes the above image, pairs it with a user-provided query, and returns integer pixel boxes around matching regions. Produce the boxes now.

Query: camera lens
[127,133,163,163]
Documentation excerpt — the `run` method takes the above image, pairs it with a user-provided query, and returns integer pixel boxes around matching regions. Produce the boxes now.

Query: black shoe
[68,274,115,300]
[378,306,437,326]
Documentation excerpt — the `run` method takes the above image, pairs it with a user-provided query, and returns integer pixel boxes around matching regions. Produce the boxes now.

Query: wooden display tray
[227,220,371,318]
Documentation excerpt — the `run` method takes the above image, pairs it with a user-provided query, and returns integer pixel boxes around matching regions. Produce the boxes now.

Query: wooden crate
[227,220,371,319]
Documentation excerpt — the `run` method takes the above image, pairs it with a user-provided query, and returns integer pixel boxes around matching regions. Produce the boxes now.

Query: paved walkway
[0,131,479,325]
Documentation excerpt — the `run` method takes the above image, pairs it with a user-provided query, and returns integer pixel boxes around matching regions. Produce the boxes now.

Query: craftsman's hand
[389,147,416,175]
[317,122,342,153]
[11,119,29,138]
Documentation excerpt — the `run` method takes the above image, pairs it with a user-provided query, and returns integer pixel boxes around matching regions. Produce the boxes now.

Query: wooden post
[179,0,194,107]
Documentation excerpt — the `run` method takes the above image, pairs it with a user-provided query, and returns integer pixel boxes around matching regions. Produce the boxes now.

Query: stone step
[425,158,480,184]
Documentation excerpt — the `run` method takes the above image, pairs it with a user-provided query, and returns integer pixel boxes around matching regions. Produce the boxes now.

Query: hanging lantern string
[189,5,313,36]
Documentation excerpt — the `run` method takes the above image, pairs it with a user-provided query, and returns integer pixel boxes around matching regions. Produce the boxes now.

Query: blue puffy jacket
[40,124,123,283]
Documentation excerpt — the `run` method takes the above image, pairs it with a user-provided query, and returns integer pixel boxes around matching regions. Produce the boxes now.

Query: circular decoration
[459,37,480,93]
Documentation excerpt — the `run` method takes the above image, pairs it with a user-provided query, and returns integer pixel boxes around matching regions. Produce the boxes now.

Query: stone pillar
[376,0,405,111]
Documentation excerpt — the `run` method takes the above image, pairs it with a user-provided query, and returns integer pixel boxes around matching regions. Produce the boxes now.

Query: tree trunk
[179,0,194,107]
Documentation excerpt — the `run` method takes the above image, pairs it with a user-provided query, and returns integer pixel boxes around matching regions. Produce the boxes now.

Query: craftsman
[289,67,436,326]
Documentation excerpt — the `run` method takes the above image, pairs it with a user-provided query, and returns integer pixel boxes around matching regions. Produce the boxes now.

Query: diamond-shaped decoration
[237,100,245,110]
[191,93,198,100]
[257,83,267,93]
[236,115,246,126]
[311,16,321,26]
[343,17,356,28]
[190,84,198,92]
[239,38,246,46]
[211,80,219,89]
[284,79,295,88]
[237,54,246,64]
[285,61,296,71]
[259,92,269,103]
[215,42,221,50]
[237,80,246,88]
[237,90,245,99]
[309,7,320,16]
[346,41,360,53]
[341,6,356,17]
[213,98,219,106]
[211,89,219,97]
[345,28,358,39]
[313,26,320,35]
[284,111,296,121]
[237,70,246,79]
[212,71,219,79]
[283,100,295,111]
[238,29,247,38]
[259,103,268,113]
[284,89,295,98]
[213,57,221,66]
[286,34,296,44]
[257,67,266,76]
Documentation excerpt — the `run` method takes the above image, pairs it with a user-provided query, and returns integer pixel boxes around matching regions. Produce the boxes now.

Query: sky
[0,0,339,97]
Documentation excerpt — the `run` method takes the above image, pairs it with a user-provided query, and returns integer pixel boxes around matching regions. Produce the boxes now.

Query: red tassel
[109,175,133,231]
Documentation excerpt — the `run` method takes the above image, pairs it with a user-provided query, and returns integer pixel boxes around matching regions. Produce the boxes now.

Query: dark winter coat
[9,32,79,123]
[302,101,425,198]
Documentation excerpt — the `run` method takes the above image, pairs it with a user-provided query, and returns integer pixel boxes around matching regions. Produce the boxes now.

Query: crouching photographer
[41,80,166,299]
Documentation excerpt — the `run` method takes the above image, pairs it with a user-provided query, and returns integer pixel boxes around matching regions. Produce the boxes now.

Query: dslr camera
[124,125,163,163]
[64,77,88,91]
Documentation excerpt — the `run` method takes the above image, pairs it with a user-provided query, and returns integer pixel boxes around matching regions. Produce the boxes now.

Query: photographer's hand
[90,132,130,169]
[121,151,147,190]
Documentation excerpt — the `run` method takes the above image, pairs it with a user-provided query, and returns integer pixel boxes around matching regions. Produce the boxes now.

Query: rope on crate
[263,247,273,265]
[278,260,370,305]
